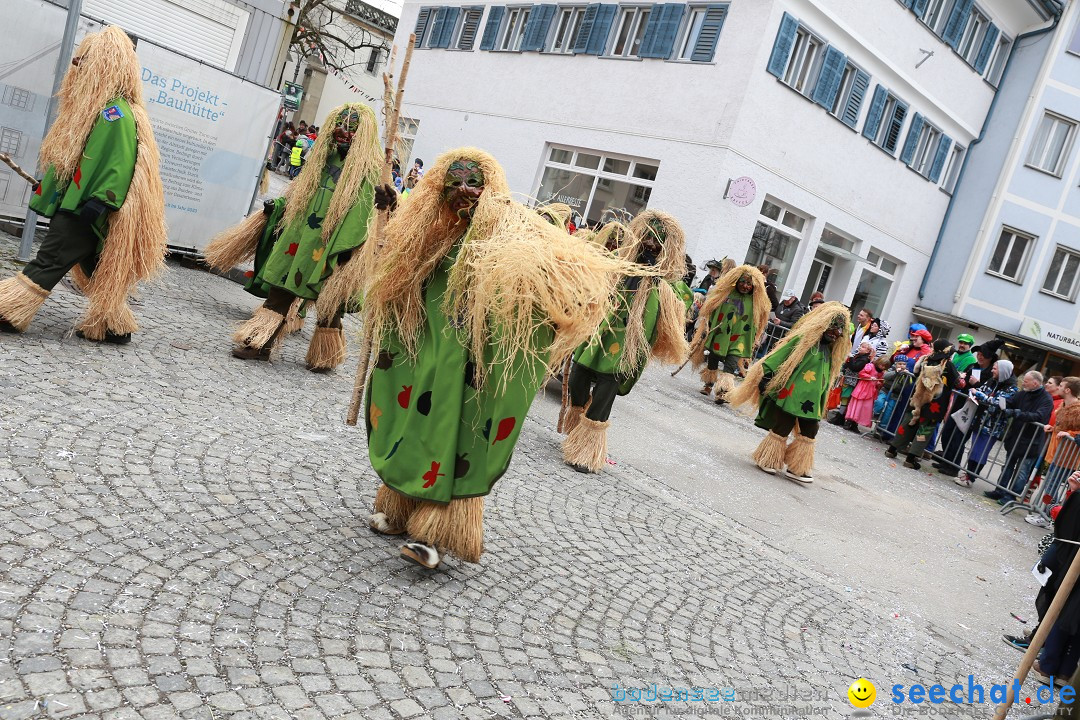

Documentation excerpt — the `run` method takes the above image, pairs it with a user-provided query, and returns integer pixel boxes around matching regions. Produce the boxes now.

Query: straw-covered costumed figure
[363,147,637,569]
[690,264,770,404]
[203,103,383,371]
[536,202,573,232]
[561,210,691,474]
[0,26,166,342]
[728,302,852,484]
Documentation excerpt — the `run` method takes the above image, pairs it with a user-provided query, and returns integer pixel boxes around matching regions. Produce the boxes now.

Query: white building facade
[390,0,1059,330]
[920,0,1080,377]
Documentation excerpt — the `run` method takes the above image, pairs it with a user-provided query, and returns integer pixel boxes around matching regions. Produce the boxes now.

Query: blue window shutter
[521,4,557,51]
[912,0,929,17]
[929,134,952,183]
[862,85,888,140]
[637,5,663,58]
[458,7,485,50]
[884,101,909,153]
[766,12,799,77]
[690,5,728,63]
[584,4,618,55]
[900,113,924,166]
[943,0,975,49]
[435,7,461,48]
[480,6,506,50]
[974,24,1000,73]
[415,7,433,46]
[903,0,914,6]
[573,4,601,53]
[811,47,847,109]
[652,3,686,59]
[841,69,871,128]
[428,8,446,47]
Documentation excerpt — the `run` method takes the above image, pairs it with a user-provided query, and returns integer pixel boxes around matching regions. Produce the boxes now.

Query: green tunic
[952,350,976,373]
[705,290,756,359]
[755,334,833,427]
[29,97,137,244]
[248,152,373,300]
[672,280,694,310]
[366,243,553,503]
[573,282,660,396]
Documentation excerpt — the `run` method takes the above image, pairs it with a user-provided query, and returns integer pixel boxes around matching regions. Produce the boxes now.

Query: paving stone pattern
[0,233,1044,719]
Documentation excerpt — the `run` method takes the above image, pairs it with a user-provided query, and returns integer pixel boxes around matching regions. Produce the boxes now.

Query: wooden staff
[0,153,39,186]
[993,539,1080,720]
[345,33,415,427]
[671,322,720,377]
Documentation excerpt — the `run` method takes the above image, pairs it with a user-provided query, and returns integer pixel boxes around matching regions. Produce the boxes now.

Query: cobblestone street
[0,230,1057,720]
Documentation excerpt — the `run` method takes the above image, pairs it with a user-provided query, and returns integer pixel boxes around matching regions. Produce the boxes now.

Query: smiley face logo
[847,678,876,708]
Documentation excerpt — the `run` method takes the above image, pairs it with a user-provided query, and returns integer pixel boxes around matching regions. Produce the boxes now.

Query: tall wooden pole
[345,34,415,427]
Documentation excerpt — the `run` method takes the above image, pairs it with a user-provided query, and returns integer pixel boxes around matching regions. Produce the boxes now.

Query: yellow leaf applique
[369,403,382,431]
[312,247,325,262]
[802,370,817,383]
[609,342,621,354]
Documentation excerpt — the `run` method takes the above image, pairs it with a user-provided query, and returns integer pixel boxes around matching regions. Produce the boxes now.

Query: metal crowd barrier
[754,322,791,360]
[866,377,1066,517]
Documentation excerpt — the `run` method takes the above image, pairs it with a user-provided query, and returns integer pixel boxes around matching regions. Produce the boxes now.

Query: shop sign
[1019,317,1080,355]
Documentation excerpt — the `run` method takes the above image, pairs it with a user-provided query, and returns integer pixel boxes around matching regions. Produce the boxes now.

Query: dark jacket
[764,281,779,312]
[1003,386,1054,455]
[774,299,806,329]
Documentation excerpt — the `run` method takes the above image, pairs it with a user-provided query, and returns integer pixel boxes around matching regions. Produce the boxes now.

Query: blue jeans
[1000,451,1040,497]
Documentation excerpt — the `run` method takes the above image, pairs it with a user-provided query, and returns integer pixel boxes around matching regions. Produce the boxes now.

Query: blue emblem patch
[102,105,124,122]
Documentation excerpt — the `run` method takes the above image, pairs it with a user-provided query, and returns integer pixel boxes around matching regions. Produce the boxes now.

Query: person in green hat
[952,334,977,373]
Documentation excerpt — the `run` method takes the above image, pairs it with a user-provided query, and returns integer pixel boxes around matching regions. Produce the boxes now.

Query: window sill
[904,162,935,182]
[1024,162,1065,180]
[772,76,816,103]
[984,270,1025,285]
[939,186,954,197]
[599,55,644,61]
[1040,288,1077,303]
[664,57,717,66]
[539,50,577,56]
[871,141,899,159]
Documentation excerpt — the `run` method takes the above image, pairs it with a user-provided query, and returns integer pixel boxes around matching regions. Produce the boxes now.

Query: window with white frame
[0,128,21,157]
[535,145,659,227]
[398,117,420,171]
[921,0,956,36]
[454,7,486,50]
[499,6,531,51]
[1042,246,1080,300]
[0,171,9,202]
[957,7,990,66]
[782,25,824,97]
[941,144,966,193]
[1,87,31,110]
[987,227,1035,282]
[828,60,867,124]
[1026,111,1078,177]
[986,34,1012,86]
[910,121,943,179]
[608,6,651,58]
[548,6,586,53]
[745,199,810,288]
[874,92,908,155]
[853,248,900,318]
[364,48,381,74]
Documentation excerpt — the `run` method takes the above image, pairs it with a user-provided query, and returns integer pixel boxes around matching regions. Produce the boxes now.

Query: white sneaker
[756,463,777,475]
[1025,514,1051,528]
[953,474,972,488]
[784,468,813,485]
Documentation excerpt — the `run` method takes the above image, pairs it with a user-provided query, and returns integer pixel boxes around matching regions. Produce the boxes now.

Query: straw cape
[364,147,640,566]
[0,26,166,339]
[690,264,770,400]
[203,103,381,369]
[561,210,691,473]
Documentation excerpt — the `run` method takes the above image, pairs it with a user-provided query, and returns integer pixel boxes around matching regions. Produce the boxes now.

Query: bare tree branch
[288,0,392,78]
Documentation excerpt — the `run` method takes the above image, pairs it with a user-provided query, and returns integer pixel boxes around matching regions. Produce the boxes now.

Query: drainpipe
[917,2,1063,300]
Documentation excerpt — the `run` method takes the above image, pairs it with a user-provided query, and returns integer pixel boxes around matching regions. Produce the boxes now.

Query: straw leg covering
[232,307,286,349]
[716,371,736,394]
[0,273,49,331]
[563,416,609,473]
[785,434,816,477]
[283,298,305,335]
[405,497,485,563]
[373,483,420,531]
[700,367,719,386]
[305,325,347,371]
[77,298,139,340]
[752,431,788,472]
[561,405,585,435]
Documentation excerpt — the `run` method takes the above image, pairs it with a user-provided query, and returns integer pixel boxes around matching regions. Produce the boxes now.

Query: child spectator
[845,343,880,432]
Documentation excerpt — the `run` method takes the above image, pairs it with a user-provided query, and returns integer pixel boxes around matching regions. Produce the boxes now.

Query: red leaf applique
[285,243,299,256]
[777,383,795,400]
[422,461,444,488]
[397,385,412,409]
[492,417,516,444]
[73,166,82,189]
